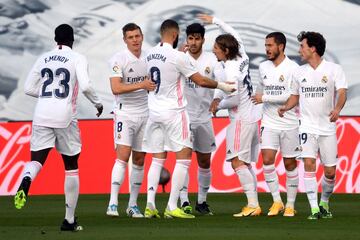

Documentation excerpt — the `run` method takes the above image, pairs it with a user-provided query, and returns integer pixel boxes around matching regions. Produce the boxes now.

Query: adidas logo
[211,143,216,147]
[288,184,298,187]
[148,187,154,191]
[129,68,134,73]
[134,182,142,186]
[301,78,307,83]
[263,75,267,79]
[227,149,232,154]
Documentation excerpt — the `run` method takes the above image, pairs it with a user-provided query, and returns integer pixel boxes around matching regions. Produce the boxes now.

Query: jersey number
[41,68,70,98]
[299,133,308,144]
[149,67,161,94]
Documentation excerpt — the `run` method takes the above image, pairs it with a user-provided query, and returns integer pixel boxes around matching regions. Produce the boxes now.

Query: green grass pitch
[1,193,359,240]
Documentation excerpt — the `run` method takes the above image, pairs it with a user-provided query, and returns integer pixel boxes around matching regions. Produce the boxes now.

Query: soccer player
[143,19,235,219]
[106,23,156,218]
[178,22,222,216]
[204,14,263,217]
[251,32,300,217]
[278,31,347,219]
[14,24,103,231]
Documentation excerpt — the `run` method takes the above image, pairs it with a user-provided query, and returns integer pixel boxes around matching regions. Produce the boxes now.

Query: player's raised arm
[198,14,246,57]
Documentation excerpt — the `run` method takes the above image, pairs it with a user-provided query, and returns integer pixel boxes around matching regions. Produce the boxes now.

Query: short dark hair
[54,24,74,43]
[297,31,326,57]
[160,19,179,35]
[215,34,240,60]
[186,23,205,38]
[122,23,142,37]
[266,32,286,49]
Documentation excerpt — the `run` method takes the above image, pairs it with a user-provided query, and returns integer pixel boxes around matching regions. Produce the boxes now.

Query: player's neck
[130,49,141,58]
[308,55,323,70]
[272,53,285,67]
[189,49,202,60]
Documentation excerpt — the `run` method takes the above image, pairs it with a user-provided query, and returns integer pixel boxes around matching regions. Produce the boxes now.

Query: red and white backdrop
[0,117,359,196]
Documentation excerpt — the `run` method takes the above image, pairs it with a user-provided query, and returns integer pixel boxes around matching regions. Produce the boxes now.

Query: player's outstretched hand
[178,43,189,53]
[251,94,263,105]
[217,82,236,93]
[142,77,156,91]
[197,14,213,24]
[277,105,287,118]
[209,98,221,116]
[95,103,103,117]
[329,109,340,122]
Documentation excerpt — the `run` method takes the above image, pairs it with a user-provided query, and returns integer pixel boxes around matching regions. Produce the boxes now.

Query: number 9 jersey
[24,45,101,128]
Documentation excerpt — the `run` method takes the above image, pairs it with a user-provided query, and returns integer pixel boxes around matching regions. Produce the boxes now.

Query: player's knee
[132,156,144,166]
[62,154,79,170]
[283,159,297,171]
[324,167,336,179]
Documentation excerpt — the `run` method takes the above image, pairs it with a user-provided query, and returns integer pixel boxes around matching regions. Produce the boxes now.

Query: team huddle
[13,14,347,231]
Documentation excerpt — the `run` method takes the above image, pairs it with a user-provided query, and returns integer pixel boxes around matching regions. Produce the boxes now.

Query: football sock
[167,159,191,211]
[22,160,42,181]
[146,158,165,210]
[128,164,144,207]
[263,164,282,203]
[109,159,127,206]
[304,171,318,209]
[286,167,299,209]
[320,176,335,203]
[179,172,189,205]
[198,167,211,204]
[64,169,79,224]
[235,165,259,208]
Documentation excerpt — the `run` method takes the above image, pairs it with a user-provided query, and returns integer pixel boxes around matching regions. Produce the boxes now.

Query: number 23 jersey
[25,46,100,128]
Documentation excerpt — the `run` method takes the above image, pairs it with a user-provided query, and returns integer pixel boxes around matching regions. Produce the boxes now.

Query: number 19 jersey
[145,42,197,121]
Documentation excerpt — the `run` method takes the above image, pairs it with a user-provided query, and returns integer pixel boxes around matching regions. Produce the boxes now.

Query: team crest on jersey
[205,66,211,74]
[321,75,328,83]
[113,65,120,74]
[279,75,285,82]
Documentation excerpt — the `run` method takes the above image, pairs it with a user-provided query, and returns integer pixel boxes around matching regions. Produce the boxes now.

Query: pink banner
[0,117,359,195]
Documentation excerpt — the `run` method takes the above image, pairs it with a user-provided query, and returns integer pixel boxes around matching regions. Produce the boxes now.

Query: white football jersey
[290,59,348,135]
[145,42,197,121]
[184,51,221,123]
[24,45,101,128]
[109,49,148,116]
[212,17,261,123]
[258,56,299,130]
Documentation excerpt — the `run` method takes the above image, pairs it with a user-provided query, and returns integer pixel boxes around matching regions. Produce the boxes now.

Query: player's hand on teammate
[277,105,287,118]
[217,81,236,93]
[198,14,213,24]
[329,108,340,122]
[95,103,103,117]
[178,43,189,53]
[251,94,263,105]
[141,77,156,91]
[209,98,221,116]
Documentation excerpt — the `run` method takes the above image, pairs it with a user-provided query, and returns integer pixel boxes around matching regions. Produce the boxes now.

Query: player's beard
[173,35,179,49]
[268,49,280,61]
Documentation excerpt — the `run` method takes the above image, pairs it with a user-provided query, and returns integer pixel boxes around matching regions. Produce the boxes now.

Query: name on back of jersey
[44,55,69,64]
[147,53,166,62]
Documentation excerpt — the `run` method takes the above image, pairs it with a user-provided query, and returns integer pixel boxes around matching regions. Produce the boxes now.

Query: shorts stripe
[181,111,188,139]
[234,120,241,151]
[176,77,183,107]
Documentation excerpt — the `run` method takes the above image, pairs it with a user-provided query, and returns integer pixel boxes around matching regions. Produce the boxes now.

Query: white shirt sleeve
[224,61,239,96]
[24,58,42,98]
[218,94,240,109]
[109,53,124,78]
[76,55,102,106]
[176,52,198,78]
[290,72,300,95]
[334,65,348,90]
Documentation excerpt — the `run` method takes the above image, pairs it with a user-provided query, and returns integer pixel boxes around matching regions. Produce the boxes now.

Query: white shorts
[260,127,301,158]
[190,121,216,154]
[226,120,259,163]
[113,113,147,152]
[143,111,192,153]
[299,132,338,167]
[31,121,81,156]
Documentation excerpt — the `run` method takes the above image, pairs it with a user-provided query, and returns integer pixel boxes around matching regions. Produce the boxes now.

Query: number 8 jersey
[24,45,101,128]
